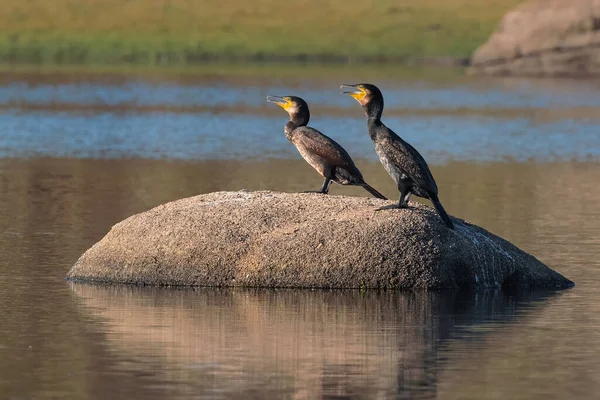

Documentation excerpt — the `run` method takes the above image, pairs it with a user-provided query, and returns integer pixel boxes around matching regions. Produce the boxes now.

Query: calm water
[0,68,599,399]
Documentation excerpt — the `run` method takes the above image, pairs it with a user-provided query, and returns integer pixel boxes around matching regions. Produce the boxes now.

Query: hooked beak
[266,95,290,110]
[266,95,284,104]
[340,84,365,100]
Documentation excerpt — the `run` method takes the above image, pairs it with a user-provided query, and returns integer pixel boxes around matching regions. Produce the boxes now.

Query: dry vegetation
[0,0,522,64]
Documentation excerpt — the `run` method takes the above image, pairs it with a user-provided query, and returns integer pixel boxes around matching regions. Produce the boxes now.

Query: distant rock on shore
[67,191,573,290]
[469,0,600,76]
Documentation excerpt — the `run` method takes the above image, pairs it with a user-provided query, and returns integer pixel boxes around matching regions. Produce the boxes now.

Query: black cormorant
[267,95,387,199]
[340,84,454,229]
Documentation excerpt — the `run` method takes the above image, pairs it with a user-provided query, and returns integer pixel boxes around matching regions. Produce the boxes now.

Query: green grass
[0,0,522,65]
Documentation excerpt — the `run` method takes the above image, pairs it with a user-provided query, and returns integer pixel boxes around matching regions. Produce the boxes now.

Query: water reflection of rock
[70,284,558,399]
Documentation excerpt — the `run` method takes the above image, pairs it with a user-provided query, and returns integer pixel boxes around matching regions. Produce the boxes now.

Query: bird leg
[397,180,412,208]
[320,177,332,194]
[376,182,411,211]
[399,191,411,208]
[303,177,331,194]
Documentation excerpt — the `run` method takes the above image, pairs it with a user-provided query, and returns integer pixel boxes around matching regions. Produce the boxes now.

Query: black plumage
[341,84,454,229]
[267,95,386,199]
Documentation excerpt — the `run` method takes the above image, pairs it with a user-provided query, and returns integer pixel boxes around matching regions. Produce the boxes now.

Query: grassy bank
[1,0,521,65]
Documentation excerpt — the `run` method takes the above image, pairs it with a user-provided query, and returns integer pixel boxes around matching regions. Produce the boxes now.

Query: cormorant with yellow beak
[267,95,387,199]
[341,84,454,229]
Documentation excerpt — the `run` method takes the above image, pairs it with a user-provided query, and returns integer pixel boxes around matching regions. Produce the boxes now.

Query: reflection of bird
[267,95,387,199]
[341,84,454,229]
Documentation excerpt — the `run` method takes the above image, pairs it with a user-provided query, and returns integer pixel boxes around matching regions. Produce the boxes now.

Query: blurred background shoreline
[0,0,521,68]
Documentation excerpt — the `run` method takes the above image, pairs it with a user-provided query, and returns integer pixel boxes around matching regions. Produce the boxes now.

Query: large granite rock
[469,0,600,76]
[66,191,573,290]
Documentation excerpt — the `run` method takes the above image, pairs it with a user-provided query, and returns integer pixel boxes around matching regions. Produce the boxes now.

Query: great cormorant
[340,84,454,229]
[267,95,387,199]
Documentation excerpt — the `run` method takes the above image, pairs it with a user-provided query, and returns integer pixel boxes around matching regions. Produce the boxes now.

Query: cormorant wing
[292,126,356,168]
[379,132,438,194]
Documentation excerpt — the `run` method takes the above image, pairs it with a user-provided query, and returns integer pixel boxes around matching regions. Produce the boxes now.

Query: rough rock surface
[469,0,600,76]
[67,191,573,290]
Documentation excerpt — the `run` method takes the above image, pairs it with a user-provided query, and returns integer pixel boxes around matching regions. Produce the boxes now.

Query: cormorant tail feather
[431,195,454,229]
[361,183,387,200]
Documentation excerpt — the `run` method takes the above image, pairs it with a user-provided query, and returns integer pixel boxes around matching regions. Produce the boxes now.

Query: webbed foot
[376,201,412,211]
[376,203,401,211]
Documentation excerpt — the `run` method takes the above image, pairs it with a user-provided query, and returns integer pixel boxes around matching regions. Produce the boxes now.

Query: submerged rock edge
[66,191,574,290]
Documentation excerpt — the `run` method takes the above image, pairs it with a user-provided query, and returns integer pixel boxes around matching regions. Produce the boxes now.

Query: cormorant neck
[284,111,309,136]
[367,116,382,125]
[366,117,381,140]
[363,99,383,121]
[290,112,309,127]
[284,121,296,137]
